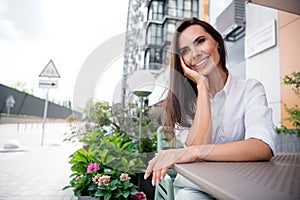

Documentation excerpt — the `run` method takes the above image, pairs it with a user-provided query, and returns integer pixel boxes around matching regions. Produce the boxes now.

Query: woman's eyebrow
[193,36,204,45]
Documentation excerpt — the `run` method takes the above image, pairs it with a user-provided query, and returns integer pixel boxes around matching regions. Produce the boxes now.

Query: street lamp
[127,70,155,152]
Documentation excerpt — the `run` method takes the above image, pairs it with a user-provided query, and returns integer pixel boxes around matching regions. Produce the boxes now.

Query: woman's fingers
[152,168,161,186]
[145,148,192,185]
[180,56,202,84]
[160,166,169,180]
[144,156,157,180]
[180,56,191,76]
[152,165,171,186]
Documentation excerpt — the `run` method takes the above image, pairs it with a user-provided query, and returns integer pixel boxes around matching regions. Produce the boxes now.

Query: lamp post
[127,70,155,152]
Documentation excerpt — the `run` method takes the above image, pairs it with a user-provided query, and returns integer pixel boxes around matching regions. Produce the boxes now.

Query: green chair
[155,126,181,200]
[157,126,183,151]
[154,173,174,200]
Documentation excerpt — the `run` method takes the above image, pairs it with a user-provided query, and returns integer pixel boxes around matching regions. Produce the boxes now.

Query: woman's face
[178,25,221,76]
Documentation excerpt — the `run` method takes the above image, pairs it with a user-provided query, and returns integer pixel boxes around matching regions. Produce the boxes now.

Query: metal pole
[139,97,143,152]
[138,97,144,190]
[41,89,49,146]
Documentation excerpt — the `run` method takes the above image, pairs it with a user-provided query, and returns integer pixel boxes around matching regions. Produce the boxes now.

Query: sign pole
[41,88,49,146]
[39,59,60,147]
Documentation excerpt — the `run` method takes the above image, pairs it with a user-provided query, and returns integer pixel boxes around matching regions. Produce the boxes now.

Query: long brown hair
[163,17,227,138]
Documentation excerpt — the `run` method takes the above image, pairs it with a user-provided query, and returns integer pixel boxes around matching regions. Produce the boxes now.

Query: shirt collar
[222,72,233,96]
[213,72,232,98]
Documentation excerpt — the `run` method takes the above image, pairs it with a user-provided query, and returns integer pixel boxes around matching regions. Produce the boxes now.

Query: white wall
[245,3,281,126]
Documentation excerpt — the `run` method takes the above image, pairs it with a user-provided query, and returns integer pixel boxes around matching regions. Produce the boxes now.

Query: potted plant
[63,100,158,199]
[63,131,147,200]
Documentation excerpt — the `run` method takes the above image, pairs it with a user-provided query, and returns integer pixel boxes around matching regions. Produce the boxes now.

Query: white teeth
[195,58,208,67]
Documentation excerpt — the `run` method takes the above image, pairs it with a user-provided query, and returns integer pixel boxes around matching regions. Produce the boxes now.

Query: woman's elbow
[251,138,273,161]
[260,148,272,161]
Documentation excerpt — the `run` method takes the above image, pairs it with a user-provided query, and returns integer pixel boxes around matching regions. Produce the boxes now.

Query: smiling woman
[144,17,277,199]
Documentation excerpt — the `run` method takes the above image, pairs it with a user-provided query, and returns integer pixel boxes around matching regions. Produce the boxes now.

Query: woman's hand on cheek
[180,57,208,88]
[180,56,198,81]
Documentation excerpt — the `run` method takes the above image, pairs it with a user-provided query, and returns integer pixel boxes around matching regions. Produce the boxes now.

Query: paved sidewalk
[0,123,78,200]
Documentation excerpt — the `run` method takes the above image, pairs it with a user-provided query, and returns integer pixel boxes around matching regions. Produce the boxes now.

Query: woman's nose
[191,46,202,60]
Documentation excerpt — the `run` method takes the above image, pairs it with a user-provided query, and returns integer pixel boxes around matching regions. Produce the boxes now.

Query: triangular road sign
[39,60,60,78]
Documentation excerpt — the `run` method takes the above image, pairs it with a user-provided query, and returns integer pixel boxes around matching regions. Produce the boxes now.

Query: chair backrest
[154,174,174,200]
[157,126,183,152]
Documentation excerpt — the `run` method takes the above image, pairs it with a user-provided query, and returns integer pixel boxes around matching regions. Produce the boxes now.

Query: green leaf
[129,159,136,167]
[105,155,116,164]
[123,180,133,188]
[122,190,130,198]
[88,183,97,191]
[62,185,71,190]
[112,190,122,198]
[110,179,118,185]
[71,162,87,173]
[95,190,105,197]
[104,193,112,200]
[110,185,118,190]
[121,157,128,166]
[100,149,109,160]
[121,142,130,150]
[130,187,139,195]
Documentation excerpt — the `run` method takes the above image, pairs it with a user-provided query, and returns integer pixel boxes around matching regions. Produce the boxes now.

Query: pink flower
[82,145,88,150]
[87,163,100,173]
[92,174,100,183]
[133,191,147,200]
[98,175,110,186]
[120,173,131,181]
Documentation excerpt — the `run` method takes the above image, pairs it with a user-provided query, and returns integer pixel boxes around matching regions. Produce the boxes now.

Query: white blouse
[175,73,277,155]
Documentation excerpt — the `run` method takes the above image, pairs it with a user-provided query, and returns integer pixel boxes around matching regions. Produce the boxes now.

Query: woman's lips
[194,57,209,69]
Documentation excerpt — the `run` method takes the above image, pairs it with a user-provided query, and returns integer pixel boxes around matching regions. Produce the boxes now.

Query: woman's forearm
[193,138,273,162]
[185,83,212,146]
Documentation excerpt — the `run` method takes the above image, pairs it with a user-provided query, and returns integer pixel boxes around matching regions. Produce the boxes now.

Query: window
[145,48,163,70]
[165,0,198,18]
[149,1,164,21]
[192,0,198,16]
[167,0,177,16]
[183,0,192,17]
[147,24,162,45]
[163,19,177,42]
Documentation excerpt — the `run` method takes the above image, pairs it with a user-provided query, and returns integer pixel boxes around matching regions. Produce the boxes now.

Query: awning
[248,0,300,15]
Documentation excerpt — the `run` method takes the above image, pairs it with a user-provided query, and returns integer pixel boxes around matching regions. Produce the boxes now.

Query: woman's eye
[195,38,205,45]
[180,48,189,56]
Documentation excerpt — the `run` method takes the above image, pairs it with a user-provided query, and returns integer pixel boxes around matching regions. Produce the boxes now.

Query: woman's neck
[207,68,228,96]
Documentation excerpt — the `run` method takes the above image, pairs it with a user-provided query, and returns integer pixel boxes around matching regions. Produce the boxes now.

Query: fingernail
[156,180,160,185]
[151,180,155,186]
[144,173,147,180]
[160,175,164,180]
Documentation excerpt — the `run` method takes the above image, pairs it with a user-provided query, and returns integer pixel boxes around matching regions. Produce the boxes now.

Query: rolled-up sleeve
[174,125,189,147]
[244,79,277,156]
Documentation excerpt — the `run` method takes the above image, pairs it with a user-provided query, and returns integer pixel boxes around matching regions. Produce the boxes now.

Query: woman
[144,17,277,199]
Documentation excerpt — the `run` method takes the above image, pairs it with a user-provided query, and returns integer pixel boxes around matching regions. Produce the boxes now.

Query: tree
[11,81,34,95]
[277,71,300,137]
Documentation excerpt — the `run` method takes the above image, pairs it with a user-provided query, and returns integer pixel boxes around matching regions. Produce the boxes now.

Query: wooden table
[173,153,300,200]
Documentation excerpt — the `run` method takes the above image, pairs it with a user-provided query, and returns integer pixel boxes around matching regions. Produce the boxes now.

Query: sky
[0,0,128,106]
